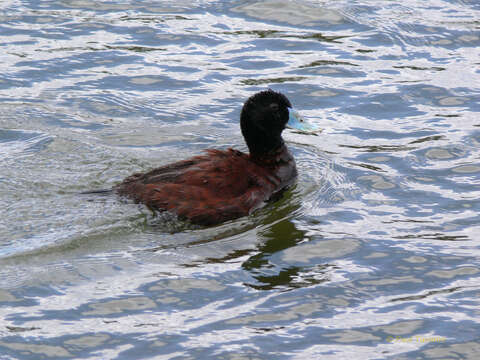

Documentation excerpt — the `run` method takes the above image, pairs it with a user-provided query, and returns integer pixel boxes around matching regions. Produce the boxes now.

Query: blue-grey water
[1,0,480,359]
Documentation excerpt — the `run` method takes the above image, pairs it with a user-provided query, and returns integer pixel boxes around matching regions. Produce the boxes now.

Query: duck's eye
[269,103,279,111]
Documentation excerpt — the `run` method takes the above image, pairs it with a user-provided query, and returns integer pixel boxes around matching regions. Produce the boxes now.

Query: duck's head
[240,89,317,156]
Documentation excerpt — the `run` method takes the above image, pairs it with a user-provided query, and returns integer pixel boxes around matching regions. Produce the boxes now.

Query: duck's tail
[80,188,114,195]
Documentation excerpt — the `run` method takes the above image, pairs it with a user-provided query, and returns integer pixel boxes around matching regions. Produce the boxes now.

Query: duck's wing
[118,159,197,187]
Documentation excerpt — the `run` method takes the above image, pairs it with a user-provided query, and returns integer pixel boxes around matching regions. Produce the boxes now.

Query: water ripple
[1,0,480,358]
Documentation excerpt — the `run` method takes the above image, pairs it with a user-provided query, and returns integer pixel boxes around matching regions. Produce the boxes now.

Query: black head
[240,89,293,157]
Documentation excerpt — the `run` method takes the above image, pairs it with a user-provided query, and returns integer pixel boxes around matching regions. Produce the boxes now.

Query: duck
[113,89,317,226]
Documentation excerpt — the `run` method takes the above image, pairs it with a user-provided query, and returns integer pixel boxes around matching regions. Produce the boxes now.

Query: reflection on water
[1,0,480,358]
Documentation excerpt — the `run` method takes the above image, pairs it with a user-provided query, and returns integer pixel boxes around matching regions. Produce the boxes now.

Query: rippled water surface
[1,0,480,359]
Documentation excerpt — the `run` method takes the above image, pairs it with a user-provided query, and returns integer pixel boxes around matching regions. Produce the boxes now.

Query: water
[1,0,480,358]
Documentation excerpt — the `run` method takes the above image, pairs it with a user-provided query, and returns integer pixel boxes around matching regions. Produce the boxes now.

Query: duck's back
[115,147,296,225]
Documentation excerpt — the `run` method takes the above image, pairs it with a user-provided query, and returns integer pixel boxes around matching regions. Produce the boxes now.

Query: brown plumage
[112,89,306,226]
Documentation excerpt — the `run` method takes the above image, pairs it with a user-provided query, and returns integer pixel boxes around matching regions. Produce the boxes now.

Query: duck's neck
[250,144,298,190]
[249,143,292,166]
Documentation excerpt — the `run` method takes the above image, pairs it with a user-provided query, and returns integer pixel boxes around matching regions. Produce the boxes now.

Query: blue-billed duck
[113,89,317,226]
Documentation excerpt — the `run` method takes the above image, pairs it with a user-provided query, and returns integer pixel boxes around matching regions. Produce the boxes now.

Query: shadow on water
[166,186,334,292]
[242,219,331,291]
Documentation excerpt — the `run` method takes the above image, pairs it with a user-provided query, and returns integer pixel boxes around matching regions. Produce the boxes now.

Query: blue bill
[287,108,321,133]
